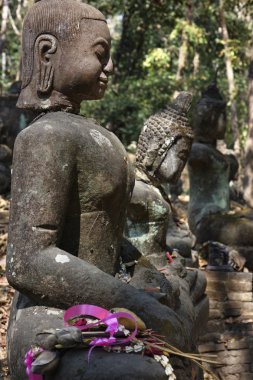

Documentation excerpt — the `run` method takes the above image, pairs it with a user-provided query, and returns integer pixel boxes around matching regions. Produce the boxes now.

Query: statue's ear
[35,34,57,94]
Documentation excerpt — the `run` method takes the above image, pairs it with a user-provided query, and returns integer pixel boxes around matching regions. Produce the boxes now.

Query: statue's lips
[99,78,108,88]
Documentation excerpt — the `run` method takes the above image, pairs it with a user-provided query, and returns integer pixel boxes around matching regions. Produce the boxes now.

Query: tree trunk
[176,31,188,84]
[0,0,9,93]
[175,0,193,92]
[243,36,253,206]
[0,0,8,47]
[174,0,193,98]
[193,51,200,77]
[219,0,240,155]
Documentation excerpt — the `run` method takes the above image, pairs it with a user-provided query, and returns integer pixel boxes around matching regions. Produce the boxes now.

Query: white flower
[168,373,176,380]
[123,328,130,336]
[154,355,162,362]
[160,355,169,367]
[133,343,144,353]
[165,364,173,376]
[86,318,99,325]
[125,346,134,353]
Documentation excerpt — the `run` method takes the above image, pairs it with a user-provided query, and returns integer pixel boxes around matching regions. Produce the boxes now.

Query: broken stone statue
[188,81,253,251]
[125,92,194,261]
[123,93,208,363]
[7,1,207,379]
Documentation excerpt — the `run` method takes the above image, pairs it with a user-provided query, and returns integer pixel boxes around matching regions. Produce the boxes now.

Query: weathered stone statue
[188,82,253,248]
[7,1,206,379]
[123,93,208,369]
[125,93,194,260]
[188,81,228,239]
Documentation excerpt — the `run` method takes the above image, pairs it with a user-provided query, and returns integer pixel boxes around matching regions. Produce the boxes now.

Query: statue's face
[53,20,113,101]
[156,137,191,184]
[194,101,226,142]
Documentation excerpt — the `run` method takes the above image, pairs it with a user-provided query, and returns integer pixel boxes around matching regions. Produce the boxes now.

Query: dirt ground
[0,196,12,380]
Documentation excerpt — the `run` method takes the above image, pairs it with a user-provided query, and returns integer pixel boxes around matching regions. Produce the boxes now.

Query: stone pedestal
[199,271,253,380]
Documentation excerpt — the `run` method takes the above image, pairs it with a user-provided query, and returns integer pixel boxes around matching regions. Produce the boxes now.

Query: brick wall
[199,272,253,380]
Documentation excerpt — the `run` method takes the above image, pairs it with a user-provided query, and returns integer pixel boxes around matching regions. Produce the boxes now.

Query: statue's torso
[125,179,170,256]
[188,141,230,229]
[11,112,134,275]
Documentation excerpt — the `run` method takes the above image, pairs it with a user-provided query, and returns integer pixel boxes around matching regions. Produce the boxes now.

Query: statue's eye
[95,45,109,65]
[95,46,105,58]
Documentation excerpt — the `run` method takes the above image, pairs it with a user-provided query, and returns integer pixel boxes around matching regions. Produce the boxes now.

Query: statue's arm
[6,123,79,302]
[188,142,210,167]
[6,123,124,309]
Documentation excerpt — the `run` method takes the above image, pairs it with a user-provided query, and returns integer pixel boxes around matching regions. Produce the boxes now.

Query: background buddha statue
[6,1,207,379]
[125,92,194,261]
[188,81,229,239]
[123,92,208,370]
[188,81,253,252]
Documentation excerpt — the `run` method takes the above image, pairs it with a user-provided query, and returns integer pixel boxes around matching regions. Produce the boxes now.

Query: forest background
[1,0,253,199]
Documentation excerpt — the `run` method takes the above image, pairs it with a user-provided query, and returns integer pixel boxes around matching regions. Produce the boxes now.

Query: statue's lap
[8,293,167,380]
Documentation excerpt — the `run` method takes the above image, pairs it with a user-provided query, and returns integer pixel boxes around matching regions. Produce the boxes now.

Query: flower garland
[25,304,219,380]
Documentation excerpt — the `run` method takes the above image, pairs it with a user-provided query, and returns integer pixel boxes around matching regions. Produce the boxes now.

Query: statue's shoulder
[16,111,125,154]
[189,141,212,164]
[16,111,90,144]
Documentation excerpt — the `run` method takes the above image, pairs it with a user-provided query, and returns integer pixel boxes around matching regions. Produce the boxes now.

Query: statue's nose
[104,57,114,76]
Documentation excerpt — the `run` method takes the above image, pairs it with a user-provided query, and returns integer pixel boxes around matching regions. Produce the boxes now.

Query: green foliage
[1,0,253,147]
[2,29,20,89]
[81,0,253,147]
[0,0,31,91]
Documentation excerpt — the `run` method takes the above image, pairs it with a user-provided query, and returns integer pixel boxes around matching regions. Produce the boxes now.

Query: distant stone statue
[7,1,206,379]
[125,92,193,260]
[188,82,253,247]
[0,82,35,194]
[188,82,229,238]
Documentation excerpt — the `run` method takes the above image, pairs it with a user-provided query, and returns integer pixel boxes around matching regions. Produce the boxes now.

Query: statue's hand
[147,297,190,350]
[123,290,189,350]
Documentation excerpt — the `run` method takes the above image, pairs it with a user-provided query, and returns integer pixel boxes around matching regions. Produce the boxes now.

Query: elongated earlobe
[35,34,57,94]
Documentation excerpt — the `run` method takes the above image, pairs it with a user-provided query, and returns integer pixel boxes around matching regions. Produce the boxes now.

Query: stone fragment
[218,349,252,364]
[227,292,252,302]
[198,343,225,353]
[220,365,250,375]
[240,373,253,380]
[227,340,249,350]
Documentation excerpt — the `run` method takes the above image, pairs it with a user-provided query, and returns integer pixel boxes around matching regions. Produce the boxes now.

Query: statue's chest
[75,125,131,210]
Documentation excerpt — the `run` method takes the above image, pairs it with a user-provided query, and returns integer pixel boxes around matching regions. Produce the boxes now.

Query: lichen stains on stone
[89,129,112,148]
[47,310,60,315]
[55,254,70,264]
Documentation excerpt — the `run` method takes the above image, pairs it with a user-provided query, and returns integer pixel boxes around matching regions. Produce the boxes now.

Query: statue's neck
[194,136,217,147]
[17,85,80,114]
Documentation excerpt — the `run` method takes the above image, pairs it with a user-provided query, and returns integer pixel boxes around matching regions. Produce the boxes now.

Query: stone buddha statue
[188,81,253,248]
[7,2,206,379]
[125,92,194,262]
[188,81,229,239]
[123,93,208,359]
